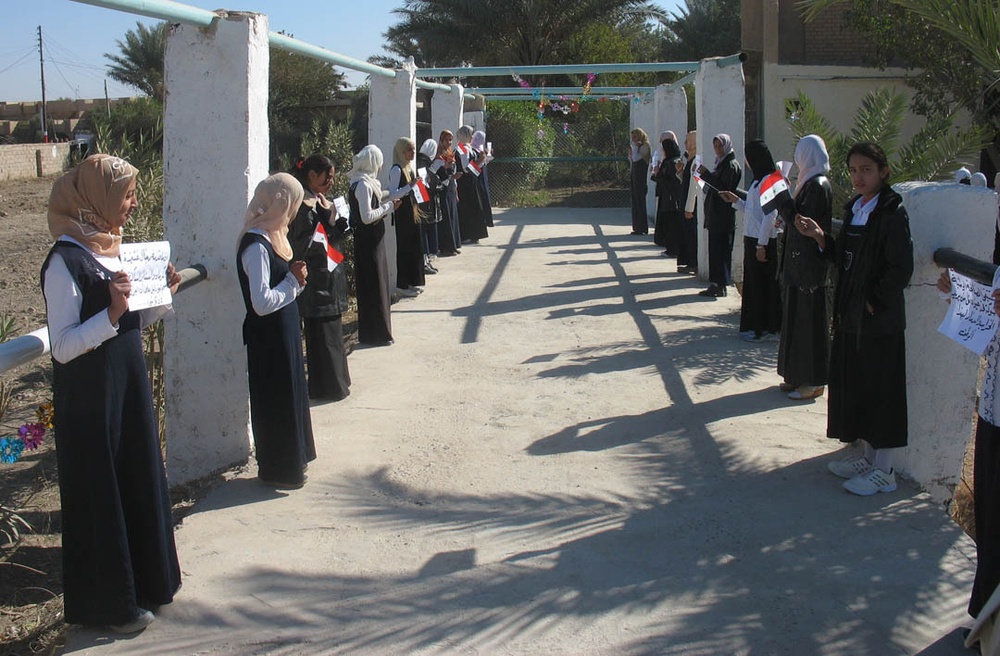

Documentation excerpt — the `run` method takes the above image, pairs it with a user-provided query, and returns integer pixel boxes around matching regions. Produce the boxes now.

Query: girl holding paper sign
[41,154,181,632]
[795,141,913,496]
[456,125,489,244]
[435,131,463,257]
[288,154,352,402]
[389,137,426,296]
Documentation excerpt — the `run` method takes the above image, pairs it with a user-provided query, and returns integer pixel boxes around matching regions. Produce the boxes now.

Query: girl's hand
[290,261,308,286]
[108,271,131,325]
[866,301,875,315]
[166,262,182,295]
[993,288,1000,317]
[936,270,952,296]
[794,214,823,239]
[718,190,738,204]
[684,211,693,219]
[755,245,768,262]
[697,165,709,176]
[392,198,403,210]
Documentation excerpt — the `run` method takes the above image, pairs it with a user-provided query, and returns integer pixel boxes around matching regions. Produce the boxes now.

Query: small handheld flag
[759,170,791,215]
[412,177,431,203]
[467,159,483,177]
[311,222,344,272]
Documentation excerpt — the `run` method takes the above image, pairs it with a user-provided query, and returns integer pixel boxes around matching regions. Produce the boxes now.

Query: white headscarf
[419,138,438,160]
[471,131,486,151]
[713,133,733,167]
[972,172,988,187]
[238,173,304,262]
[793,135,831,198]
[349,145,384,198]
[954,167,972,183]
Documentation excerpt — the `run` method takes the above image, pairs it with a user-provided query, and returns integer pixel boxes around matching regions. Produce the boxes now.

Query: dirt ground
[0,174,76,656]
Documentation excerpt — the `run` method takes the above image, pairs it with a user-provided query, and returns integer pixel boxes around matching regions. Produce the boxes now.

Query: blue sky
[1,0,684,102]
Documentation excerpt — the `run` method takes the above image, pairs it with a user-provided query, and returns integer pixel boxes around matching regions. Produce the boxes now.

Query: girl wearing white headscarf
[41,154,181,632]
[471,129,495,228]
[237,172,316,489]
[349,145,400,345]
[696,132,742,296]
[389,137,425,295]
[417,138,442,270]
[455,124,489,243]
[776,134,833,401]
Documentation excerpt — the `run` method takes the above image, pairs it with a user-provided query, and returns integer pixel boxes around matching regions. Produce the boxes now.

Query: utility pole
[104,80,111,117]
[38,25,48,143]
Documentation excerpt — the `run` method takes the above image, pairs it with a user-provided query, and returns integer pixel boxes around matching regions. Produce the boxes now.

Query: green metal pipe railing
[472,87,656,95]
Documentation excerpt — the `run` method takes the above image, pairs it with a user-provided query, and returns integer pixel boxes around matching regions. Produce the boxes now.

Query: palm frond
[848,88,909,158]
[794,0,846,23]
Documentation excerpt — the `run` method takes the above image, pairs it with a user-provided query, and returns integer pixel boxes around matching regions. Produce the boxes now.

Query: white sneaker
[843,467,897,496]
[395,287,419,298]
[760,331,780,342]
[110,608,155,634]
[741,332,761,342]
[827,455,872,479]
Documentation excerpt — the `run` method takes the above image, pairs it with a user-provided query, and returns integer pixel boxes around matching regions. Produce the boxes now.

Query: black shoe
[698,286,717,297]
[424,265,438,274]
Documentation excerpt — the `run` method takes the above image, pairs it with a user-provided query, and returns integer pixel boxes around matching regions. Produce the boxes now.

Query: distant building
[0,97,137,142]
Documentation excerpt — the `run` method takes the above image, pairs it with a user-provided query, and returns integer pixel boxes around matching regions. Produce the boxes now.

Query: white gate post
[162,12,270,484]
[695,57,745,283]
[654,83,688,146]
[431,84,465,142]
[369,59,417,298]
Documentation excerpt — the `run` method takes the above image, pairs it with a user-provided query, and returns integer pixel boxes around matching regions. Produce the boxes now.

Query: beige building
[741,0,918,165]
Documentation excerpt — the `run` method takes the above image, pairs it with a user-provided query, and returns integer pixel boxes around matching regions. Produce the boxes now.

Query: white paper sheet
[938,268,1000,355]
[119,241,172,312]
[332,196,349,219]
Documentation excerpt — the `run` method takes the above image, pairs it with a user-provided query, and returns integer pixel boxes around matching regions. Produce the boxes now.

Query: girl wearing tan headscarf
[40,153,181,633]
[237,172,316,489]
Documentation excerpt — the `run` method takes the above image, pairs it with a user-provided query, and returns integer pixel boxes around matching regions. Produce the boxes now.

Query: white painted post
[369,59,417,299]
[463,110,485,133]
[894,182,995,502]
[630,95,657,223]
[162,12,270,484]
[695,57,745,283]
[654,83,688,146]
[431,84,465,143]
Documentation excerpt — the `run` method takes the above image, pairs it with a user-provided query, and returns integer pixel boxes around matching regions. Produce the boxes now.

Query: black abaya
[350,181,393,344]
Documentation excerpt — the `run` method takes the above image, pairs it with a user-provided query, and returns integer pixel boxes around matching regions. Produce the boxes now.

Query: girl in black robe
[777,135,834,400]
[237,173,317,488]
[652,133,684,256]
[417,138,441,271]
[456,125,489,244]
[288,155,352,401]
[795,141,913,496]
[349,145,401,345]
[41,154,181,632]
[435,131,462,256]
[628,128,651,235]
[697,133,742,297]
[389,137,426,292]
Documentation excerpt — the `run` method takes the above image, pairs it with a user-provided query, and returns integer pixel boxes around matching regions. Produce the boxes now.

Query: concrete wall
[431,84,464,143]
[162,12,271,485]
[695,58,746,283]
[761,63,917,164]
[0,143,71,181]
[895,182,996,502]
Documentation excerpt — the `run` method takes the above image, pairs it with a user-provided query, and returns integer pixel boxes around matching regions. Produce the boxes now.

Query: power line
[0,49,37,75]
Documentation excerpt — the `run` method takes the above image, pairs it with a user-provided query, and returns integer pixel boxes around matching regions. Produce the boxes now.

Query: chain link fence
[485,108,631,208]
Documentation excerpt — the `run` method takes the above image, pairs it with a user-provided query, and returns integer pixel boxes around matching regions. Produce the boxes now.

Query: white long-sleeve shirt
[732,179,778,246]
[352,179,394,225]
[43,235,171,364]
[239,228,303,317]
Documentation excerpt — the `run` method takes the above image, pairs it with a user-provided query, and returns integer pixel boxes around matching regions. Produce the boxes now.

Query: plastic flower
[1,437,24,464]
[18,423,45,450]
[36,402,54,430]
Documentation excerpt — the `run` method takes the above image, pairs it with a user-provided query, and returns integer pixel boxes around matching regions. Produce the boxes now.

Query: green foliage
[382,0,665,87]
[660,0,742,62]
[485,101,557,205]
[786,87,987,206]
[104,21,167,102]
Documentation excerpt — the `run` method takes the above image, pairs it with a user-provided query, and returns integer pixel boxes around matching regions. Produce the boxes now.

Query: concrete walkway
[66,208,976,655]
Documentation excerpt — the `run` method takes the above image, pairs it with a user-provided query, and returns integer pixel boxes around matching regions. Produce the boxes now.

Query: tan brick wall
[0,143,72,181]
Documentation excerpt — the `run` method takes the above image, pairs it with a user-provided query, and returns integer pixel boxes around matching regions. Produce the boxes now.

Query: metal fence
[485,112,631,208]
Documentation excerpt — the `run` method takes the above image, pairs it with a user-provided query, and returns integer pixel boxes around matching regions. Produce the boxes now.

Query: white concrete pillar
[370,59,417,298]
[895,182,995,502]
[431,84,465,143]
[630,95,657,223]
[463,110,485,133]
[695,57,745,283]
[654,83,688,145]
[162,12,270,484]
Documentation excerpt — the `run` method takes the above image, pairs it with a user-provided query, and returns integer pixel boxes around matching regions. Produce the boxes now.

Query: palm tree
[786,87,986,206]
[382,0,666,73]
[660,0,741,62]
[105,22,167,103]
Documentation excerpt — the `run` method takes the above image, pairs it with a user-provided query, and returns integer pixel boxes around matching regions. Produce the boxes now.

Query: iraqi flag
[412,177,431,203]
[759,169,791,215]
[467,159,483,177]
[312,221,344,272]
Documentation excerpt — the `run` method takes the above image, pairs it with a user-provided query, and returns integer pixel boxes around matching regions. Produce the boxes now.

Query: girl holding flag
[389,137,426,296]
[288,154,352,401]
[719,140,783,341]
[456,125,489,244]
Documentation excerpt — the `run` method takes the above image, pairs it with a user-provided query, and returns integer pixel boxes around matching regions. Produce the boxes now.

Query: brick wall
[802,3,877,66]
[0,143,72,181]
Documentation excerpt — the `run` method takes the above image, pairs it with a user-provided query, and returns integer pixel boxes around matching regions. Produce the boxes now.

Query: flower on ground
[0,437,24,464]
[18,423,45,450]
